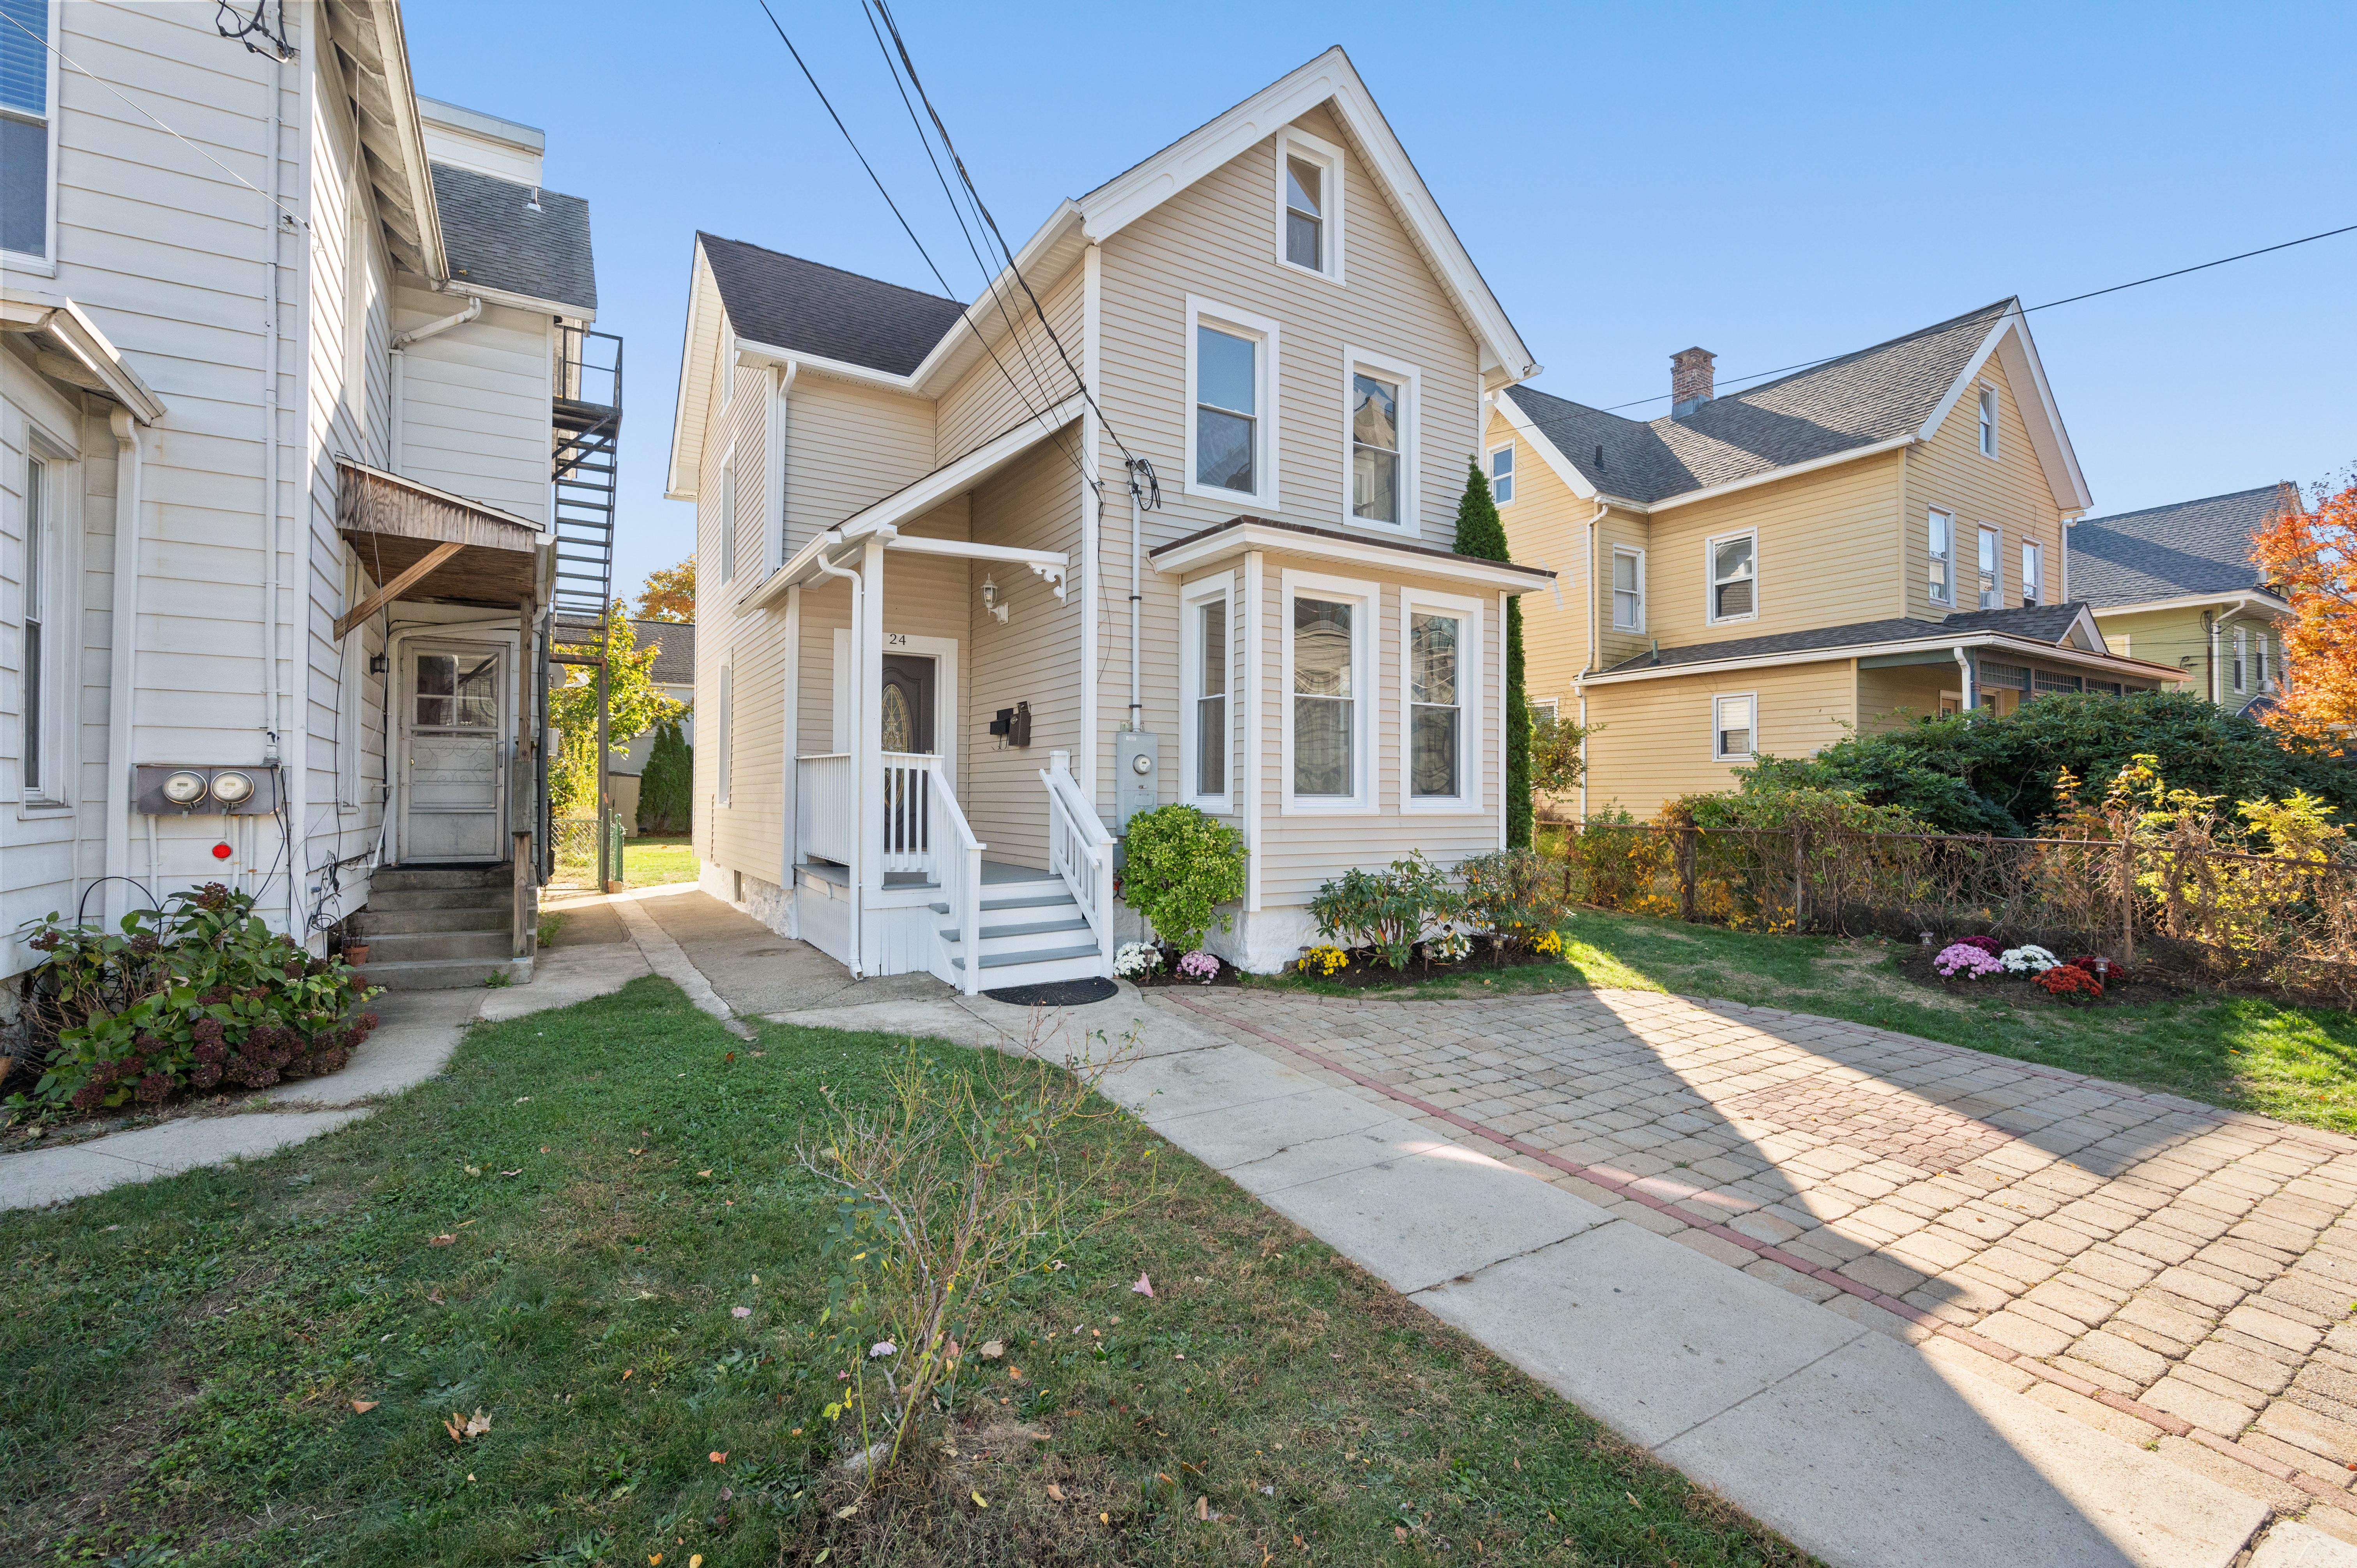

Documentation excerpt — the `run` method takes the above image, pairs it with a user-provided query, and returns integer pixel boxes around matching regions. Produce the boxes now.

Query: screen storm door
[402,642,506,862]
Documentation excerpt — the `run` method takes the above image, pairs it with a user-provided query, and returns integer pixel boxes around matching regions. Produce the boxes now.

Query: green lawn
[623,835,699,890]
[1254,907,2357,1135]
[0,978,1807,1567]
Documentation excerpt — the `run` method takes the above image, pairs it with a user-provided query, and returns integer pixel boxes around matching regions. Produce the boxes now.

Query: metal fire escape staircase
[545,327,624,885]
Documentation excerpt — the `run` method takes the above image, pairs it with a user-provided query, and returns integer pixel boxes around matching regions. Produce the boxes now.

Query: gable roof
[431,163,597,316]
[669,47,1534,496]
[2069,484,2298,608]
[698,233,967,377]
[1500,299,2092,512]
[1594,602,2141,680]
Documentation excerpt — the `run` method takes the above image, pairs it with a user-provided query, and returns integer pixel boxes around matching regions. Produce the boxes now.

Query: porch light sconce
[980,574,1009,624]
[369,653,389,675]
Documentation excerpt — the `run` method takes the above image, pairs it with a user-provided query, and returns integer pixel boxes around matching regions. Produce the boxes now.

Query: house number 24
[885,634,910,647]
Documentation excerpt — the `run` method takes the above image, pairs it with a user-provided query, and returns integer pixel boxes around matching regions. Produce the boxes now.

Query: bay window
[1282,570,1374,809]
[1401,586,1482,809]
[1180,574,1232,808]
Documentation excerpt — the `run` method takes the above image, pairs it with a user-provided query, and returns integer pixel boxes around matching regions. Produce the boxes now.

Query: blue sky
[404,0,2356,607]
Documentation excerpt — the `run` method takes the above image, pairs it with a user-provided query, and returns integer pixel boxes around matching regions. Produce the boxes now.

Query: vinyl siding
[1487,409,1589,713]
[1856,662,1958,733]
[1903,355,2064,619]
[933,267,1085,465]
[2088,605,2263,701]
[779,368,937,556]
[390,288,551,524]
[1594,504,1653,672]
[1583,662,1857,821]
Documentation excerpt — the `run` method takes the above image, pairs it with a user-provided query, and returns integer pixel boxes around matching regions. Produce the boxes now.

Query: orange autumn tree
[634,556,695,622]
[2252,473,2357,750]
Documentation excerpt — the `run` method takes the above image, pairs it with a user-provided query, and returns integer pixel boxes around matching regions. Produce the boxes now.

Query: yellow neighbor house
[1485,300,2186,820]
[2067,484,2300,718]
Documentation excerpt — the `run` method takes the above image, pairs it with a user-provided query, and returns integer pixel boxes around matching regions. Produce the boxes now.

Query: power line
[1592,219,2357,415]
[750,0,1088,487]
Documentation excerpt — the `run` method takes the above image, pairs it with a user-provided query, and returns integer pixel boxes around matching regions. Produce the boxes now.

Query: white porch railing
[1041,750,1115,971]
[880,751,937,875]
[928,769,986,995]
[797,753,854,867]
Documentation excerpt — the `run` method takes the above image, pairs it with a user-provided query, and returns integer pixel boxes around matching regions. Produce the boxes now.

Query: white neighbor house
[2,1,607,997]
[670,49,1550,989]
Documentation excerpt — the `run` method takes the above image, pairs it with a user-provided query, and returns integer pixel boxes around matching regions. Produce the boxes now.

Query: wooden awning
[335,458,545,636]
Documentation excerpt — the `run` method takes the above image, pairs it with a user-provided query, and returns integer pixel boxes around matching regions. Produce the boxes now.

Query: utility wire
[868,0,1159,504]
[3,8,307,230]
[751,0,1090,487]
[1594,220,2357,415]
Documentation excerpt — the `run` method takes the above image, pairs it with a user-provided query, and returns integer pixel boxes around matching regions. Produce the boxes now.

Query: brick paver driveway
[1154,985,2357,1533]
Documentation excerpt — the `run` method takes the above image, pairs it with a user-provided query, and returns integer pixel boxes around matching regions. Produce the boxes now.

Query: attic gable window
[1978,385,1999,459]
[1273,127,1344,282]
[1707,529,1756,624]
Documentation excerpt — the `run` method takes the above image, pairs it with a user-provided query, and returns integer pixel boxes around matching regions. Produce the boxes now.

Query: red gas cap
[212,842,234,860]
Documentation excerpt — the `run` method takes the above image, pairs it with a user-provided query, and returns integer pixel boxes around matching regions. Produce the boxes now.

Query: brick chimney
[1671,347,1716,419]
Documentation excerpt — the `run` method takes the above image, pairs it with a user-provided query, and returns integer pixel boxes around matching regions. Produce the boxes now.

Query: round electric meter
[162,770,208,806]
[210,770,256,806]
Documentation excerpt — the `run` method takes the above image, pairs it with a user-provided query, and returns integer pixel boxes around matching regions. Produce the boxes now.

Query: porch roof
[1148,515,1556,594]
[334,458,547,636]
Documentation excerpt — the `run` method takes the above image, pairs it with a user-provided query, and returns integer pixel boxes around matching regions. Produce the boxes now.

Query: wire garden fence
[551,817,625,882]
[1549,822,2357,1006]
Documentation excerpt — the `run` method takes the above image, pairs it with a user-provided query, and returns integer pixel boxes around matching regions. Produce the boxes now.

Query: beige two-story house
[1485,301,2184,819]
[667,49,1547,985]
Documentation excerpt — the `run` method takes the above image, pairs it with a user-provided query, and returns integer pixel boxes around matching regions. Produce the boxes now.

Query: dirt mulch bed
[1274,943,1565,990]
[1891,946,2187,1009]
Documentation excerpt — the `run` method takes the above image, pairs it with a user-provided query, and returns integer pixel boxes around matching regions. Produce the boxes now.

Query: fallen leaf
[428,1234,456,1247]
[732,1307,752,1319]
[1396,1526,1408,1542]
[443,1407,491,1442]
[1625,1491,1640,1507]
[427,1287,445,1304]
[1196,1494,1209,1521]
[1100,1512,1111,1524]
[835,1504,860,1519]
[464,1166,481,1176]
[1131,1273,1154,1297]
[709,1450,728,1463]
[689,1558,701,1568]
[1009,1367,1024,1380]
[981,1340,1004,1359]
[350,1399,378,1413]
[622,1369,633,1380]
[697,1169,714,1178]
[498,1169,521,1177]
[1047,1483,1066,1501]
[648,1556,661,1565]
[972,1490,988,1509]
[869,1340,896,1358]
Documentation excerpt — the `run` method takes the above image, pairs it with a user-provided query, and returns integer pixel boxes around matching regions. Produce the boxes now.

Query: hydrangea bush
[1934,942,2004,978]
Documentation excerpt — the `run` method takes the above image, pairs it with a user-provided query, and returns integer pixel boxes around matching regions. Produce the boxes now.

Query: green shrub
[1457,848,1570,954]
[637,719,692,834]
[1308,852,1463,970]
[11,884,379,1114]
[1119,803,1247,954]
[1741,690,2357,836]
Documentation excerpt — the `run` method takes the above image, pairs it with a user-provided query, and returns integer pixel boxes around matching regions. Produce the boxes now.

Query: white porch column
[779,583,801,915]
[857,537,887,927]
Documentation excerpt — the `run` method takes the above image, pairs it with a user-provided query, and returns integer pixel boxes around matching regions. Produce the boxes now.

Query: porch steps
[930,871,1106,988]
[350,863,531,991]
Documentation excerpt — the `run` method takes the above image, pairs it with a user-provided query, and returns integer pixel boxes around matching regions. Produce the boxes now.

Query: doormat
[983,977,1118,1007]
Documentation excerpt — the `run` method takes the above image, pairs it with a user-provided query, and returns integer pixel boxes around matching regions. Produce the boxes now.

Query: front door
[880,653,937,754]
[402,642,505,862]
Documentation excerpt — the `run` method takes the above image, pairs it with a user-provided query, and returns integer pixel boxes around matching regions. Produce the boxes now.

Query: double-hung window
[1185,298,1278,506]
[1707,530,1756,623]
[1274,127,1343,281]
[1343,348,1417,531]
[717,450,737,583]
[2021,540,2044,607]
[1180,575,1232,808]
[20,451,48,797]
[1714,694,1755,761]
[1612,547,1645,631]
[2233,627,2248,694]
[1403,587,1481,808]
[2,0,56,266]
[1282,570,1374,809]
[1978,385,1999,458]
[1977,526,2001,609]
[1928,509,1953,606]
[1488,443,1514,505]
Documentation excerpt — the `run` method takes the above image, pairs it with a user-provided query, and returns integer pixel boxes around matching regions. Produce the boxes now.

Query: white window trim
[1399,584,1483,814]
[1183,296,1281,509]
[1977,381,2000,460]
[1487,441,1516,506]
[1704,528,1758,627]
[1339,344,1419,535]
[2233,626,2248,694]
[1611,545,1647,632]
[0,0,61,275]
[717,445,737,584]
[1279,567,1376,814]
[2022,539,2044,607]
[1179,572,1235,811]
[1976,523,2003,610]
[1272,124,1345,285]
[1927,507,1954,607]
[715,658,733,806]
[17,432,73,809]
[1713,691,1758,763]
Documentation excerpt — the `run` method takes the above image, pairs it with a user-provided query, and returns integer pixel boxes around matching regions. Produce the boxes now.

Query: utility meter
[1115,731,1159,831]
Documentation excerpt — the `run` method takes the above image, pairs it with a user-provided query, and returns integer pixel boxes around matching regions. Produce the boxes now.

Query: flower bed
[1896,939,2163,1009]
[1283,936,1566,990]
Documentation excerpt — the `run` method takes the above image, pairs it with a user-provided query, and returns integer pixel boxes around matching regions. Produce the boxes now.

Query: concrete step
[357,955,534,991]
[373,863,511,892]
[940,915,1095,955]
[355,929,512,963]
[350,906,508,936]
[366,886,512,913]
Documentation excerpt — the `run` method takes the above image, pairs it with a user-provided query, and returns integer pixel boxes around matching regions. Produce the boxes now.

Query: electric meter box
[134,764,280,816]
[1115,731,1159,832]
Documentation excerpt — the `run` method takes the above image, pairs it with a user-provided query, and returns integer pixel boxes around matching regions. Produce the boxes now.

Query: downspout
[1953,645,1977,713]
[103,410,145,923]
[259,45,284,927]
[812,544,862,976]
[1578,500,1605,821]
[388,296,480,475]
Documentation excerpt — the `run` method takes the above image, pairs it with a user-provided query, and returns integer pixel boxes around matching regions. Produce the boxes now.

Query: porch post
[857,538,887,959]
[780,584,801,915]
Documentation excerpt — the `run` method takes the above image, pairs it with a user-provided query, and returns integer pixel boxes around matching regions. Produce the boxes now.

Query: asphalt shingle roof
[2067,484,2295,607]
[1599,603,2096,675]
[431,163,596,314]
[633,620,694,685]
[698,233,968,377]
[1505,301,2014,506]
